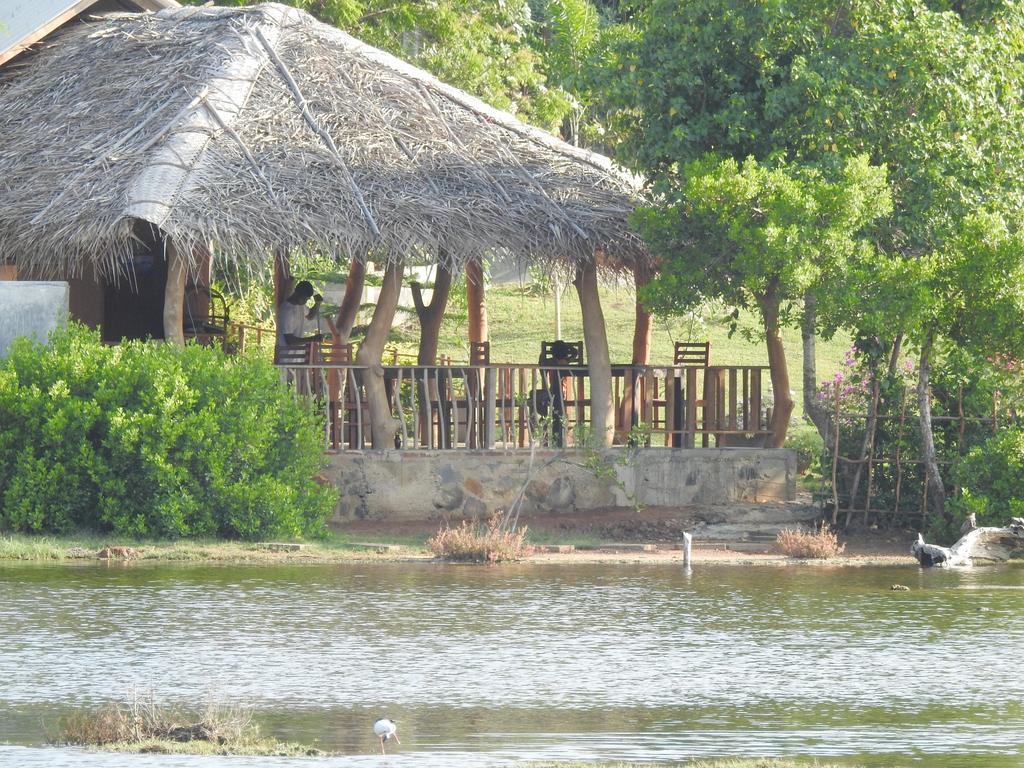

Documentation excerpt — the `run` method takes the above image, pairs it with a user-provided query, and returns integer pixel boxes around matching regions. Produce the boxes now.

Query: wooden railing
[277,360,774,451]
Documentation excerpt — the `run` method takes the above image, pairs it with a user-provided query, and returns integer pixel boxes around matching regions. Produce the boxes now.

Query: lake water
[1,560,1023,767]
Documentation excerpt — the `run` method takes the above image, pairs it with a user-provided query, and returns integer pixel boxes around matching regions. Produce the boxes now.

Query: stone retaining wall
[325,448,796,522]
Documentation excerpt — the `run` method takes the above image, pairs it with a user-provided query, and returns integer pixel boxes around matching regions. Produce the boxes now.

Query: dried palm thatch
[0,2,647,280]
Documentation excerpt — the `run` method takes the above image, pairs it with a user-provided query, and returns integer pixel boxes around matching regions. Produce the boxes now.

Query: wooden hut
[0,2,648,445]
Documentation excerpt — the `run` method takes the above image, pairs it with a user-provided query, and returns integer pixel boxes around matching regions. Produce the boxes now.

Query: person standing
[276,280,324,347]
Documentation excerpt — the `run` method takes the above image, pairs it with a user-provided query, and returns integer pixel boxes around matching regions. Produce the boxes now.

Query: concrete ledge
[325,448,796,522]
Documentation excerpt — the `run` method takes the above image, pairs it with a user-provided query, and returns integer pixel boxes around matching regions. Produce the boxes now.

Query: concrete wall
[0,281,69,358]
[325,448,796,522]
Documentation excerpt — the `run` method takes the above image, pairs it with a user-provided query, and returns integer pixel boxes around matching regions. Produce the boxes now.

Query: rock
[890,584,910,591]
[461,496,487,519]
[544,477,576,510]
[262,543,304,552]
[536,544,575,554]
[165,723,218,743]
[432,484,463,511]
[96,545,136,560]
[525,479,550,502]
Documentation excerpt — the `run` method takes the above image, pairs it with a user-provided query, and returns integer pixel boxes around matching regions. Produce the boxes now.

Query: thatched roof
[0,2,646,279]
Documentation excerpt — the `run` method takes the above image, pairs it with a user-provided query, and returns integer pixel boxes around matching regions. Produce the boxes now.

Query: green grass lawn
[385,282,851,424]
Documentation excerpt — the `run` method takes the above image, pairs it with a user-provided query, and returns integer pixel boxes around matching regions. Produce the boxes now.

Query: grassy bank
[0,530,916,567]
[57,696,321,757]
[0,532,428,563]
[77,738,319,757]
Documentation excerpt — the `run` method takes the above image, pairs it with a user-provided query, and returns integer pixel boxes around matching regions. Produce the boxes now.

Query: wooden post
[466,258,488,345]
[682,531,692,569]
[484,367,497,448]
[356,260,404,449]
[831,384,841,524]
[574,261,613,447]
[684,367,697,448]
[163,238,187,346]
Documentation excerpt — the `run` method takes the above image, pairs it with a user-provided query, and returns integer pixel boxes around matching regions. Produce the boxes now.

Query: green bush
[951,427,1024,527]
[0,324,336,539]
[785,424,824,475]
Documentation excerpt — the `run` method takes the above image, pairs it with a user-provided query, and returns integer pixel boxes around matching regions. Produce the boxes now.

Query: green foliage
[0,325,335,540]
[785,424,824,475]
[910,212,1024,355]
[184,0,573,132]
[613,0,1024,335]
[637,154,890,321]
[952,428,1024,527]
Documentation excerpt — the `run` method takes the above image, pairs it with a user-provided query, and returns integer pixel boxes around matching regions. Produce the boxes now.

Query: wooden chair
[315,343,355,449]
[674,341,711,366]
[669,342,712,447]
[274,342,314,398]
[537,341,584,446]
[540,340,584,366]
[463,342,490,447]
[469,341,490,365]
[273,342,312,367]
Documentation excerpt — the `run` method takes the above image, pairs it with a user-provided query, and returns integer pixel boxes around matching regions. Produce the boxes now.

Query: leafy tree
[637,154,891,446]
[184,0,572,131]
[904,212,1024,518]
[612,0,1024,477]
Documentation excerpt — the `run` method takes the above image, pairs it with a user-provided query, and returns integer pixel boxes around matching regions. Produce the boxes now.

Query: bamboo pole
[831,385,841,525]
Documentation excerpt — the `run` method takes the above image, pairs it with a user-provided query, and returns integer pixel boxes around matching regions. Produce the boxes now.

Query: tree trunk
[801,292,830,441]
[574,261,613,447]
[333,257,365,344]
[631,261,653,365]
[912,519,1024,567]
[412,262,453,365]
[466,258,488,345]
[273,247,291,308]
[163,238,187,346]
[917,329,946,520]
[356,260,404,449]
[758,287,794,448]
[617,261,653,441]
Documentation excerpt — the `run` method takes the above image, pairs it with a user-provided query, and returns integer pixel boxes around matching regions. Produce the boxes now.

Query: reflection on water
[1,561,1023,767]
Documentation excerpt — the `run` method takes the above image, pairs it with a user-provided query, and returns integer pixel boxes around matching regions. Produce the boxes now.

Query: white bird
[373,718,400,755]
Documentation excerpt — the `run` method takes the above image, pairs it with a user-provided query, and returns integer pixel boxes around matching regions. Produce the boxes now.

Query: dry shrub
[60,692,255,746]
[426,515,533,563]
[776,522,846,559]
